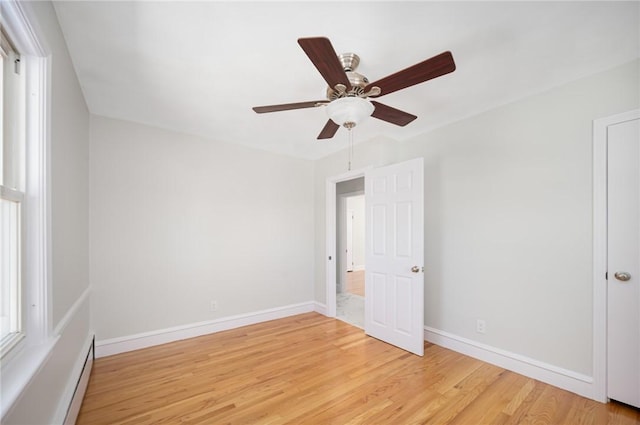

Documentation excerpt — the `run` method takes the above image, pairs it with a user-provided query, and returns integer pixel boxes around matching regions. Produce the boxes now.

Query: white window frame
[1,26,26,355]
[0,0,53,419]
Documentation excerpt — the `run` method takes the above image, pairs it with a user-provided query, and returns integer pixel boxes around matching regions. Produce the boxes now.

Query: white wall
[3,1,91,424]
[346,195,365,269]
[336,177,364,195]
[90,116,315,340]
[48,10,90,328]
[314,60,640,377]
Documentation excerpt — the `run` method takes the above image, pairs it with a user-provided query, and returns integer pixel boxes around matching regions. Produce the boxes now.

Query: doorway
[324,168,367,320]
[336,189,365,328]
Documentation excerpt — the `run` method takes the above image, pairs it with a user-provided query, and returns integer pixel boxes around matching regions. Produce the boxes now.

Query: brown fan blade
[318,119,340,139]
[366,51,455,98]
[298,37,351,91]
[370,101,417,127]
[253,101,327,114]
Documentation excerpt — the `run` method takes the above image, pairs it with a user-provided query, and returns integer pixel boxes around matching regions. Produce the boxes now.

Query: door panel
[372,204,386,255]
[607,117,640,408]
[396,202,412,257]
[395,276,413,333]
[365,158,424,356]
[372,272,386,324]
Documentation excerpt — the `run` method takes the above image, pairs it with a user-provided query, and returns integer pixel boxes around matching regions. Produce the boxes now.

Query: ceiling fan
[252,37,456,140]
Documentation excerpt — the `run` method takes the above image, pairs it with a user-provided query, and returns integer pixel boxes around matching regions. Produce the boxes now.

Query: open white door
[365,158,424,356]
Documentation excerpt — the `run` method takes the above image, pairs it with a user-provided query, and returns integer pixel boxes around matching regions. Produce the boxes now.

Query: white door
[346,209,354,272]
[607,116,640,408]
[365,158,424,356]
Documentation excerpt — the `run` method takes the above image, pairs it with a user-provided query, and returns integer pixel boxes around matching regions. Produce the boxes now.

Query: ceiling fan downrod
[326,53,380,101]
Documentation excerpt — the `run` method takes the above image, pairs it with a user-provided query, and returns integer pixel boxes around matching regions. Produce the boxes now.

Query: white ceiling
[52,1,639,160]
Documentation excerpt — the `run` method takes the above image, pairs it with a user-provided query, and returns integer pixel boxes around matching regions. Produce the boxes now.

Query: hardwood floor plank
[421,363,505,424]
[609,401,640,425]
[517,384,574,425]
[502,380,548,425]
[77,313,640,425]
[561,396,608,425]
[448,371,530,424]
[502,378,536,416]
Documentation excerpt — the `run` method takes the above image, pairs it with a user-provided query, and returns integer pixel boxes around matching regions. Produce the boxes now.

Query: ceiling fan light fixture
[326,97,374,129]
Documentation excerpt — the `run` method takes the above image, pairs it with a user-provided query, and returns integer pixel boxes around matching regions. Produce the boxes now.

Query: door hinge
[605,271,608,280]
[14,57,21,75]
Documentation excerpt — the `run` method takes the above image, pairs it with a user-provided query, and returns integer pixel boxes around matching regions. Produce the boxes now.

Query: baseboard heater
[63,337,94,425]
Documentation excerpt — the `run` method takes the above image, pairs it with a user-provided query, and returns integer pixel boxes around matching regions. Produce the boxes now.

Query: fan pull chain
[348,128,354,171]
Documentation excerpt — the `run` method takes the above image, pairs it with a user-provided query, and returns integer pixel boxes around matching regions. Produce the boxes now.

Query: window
[1,2,51,416]
[0,29,26,355]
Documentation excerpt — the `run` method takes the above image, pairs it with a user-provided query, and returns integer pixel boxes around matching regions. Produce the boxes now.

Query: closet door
[607,116,640,408]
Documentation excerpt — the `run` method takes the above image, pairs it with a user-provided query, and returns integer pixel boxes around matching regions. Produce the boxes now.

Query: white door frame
[325,167,370,317]
[592,108,640,403]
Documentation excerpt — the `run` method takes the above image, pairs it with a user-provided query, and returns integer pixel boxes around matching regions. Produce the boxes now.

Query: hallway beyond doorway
[345,270,364,297]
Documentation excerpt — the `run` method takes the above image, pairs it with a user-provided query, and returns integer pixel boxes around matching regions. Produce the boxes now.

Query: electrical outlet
[210,301,218,312]
[476,319,486,334]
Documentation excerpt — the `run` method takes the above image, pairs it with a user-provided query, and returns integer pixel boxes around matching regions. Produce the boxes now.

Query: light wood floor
[346,270,365,297]
[78,313,639,425]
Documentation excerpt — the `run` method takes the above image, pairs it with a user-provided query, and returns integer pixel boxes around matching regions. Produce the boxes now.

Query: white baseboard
[424,326,596,401]
[353,265,365,271]
[314,302,327,316]
[61,338,94,425]
[95,302,317,358]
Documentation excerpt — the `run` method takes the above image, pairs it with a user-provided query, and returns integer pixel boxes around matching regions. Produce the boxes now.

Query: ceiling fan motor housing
[326,53,370,100]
